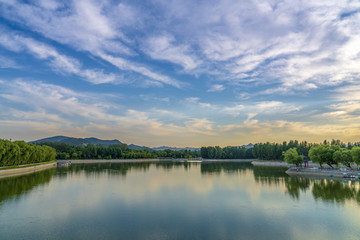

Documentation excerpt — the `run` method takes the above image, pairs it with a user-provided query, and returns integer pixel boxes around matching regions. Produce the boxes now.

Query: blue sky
[0,0,360,147]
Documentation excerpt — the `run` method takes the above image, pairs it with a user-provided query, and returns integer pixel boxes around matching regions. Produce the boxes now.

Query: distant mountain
[31,136,250,151]
[31,136,123,147]
[152,146,200,152]
[32,136,153,149]
[128,144,151,150]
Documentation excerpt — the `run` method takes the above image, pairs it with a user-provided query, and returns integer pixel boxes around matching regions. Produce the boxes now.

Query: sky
[0,0,360,147]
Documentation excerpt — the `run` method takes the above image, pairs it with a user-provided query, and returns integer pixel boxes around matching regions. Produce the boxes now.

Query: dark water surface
[1,162,360,240]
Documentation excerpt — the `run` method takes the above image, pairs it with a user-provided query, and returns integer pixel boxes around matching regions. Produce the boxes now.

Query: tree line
[201,140,314,159]
[284,143,360,168]
[252,140,313,160]
[2,138,360,167]
[37,142,201,160]
[0,139,56,167]
[200,146,254,159]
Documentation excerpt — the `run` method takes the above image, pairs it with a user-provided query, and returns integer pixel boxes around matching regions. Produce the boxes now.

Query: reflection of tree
[253,166,289,186]
[0,168,55,204]
[200,162,252,175]
[312,180,359,205]
[60,162,153,177]
[59,162,200,177]
[61,161,254,177]
[285,177,310,199]
[155,161,196,171]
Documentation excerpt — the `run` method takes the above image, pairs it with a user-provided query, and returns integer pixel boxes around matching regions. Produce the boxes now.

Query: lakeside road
[0,162,57,178]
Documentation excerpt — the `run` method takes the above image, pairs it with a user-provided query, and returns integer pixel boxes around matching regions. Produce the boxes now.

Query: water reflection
[60,162,360,206]
[58,161,253,177]
[312,179,360,205]
[1,162,360,240]
[56,162,153,177]
[200,162,252,175]
[282,176,360,204]
[0,168,55,204]
[2,162,360,206]
[285,177,311,199]
[253,166,288,186]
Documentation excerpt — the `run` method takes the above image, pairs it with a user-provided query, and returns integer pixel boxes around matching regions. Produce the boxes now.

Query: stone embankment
[251,160,288,167]
[251,160,320,168]
[252,160,360,178]
[286,167,360,178]
[0,162,56,178]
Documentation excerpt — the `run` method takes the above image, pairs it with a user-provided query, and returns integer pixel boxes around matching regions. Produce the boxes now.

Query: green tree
[333,148,353,169]
[351,146,360,166]
[283,148,303,166]
[309,145,326,168]
[309,145,339,168]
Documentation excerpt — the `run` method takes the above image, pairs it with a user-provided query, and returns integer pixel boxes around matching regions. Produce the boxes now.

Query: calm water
[1,162,360,240]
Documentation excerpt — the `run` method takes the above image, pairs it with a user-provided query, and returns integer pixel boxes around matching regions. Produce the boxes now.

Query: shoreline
[0,162,57,178]
[251,160,288,167]
[58,158,255,164]
[286,167,360,178]
[252,160,360,178]
[58,159,161,164]
[251,160,321,168]
[202,159,253,162]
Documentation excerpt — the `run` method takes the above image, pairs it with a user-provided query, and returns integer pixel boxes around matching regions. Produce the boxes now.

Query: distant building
[301,154,309,167]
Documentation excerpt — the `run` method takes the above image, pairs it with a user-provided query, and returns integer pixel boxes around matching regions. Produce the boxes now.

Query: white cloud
[0,28,121,84]
[184,118,216,135]
[333,84,360,101]
[318,101,360,122]
[0,1,181,88]
[154,0,360,93]
[0,0,131,55]
[143,34,201,70]
[255,101,300,113]
[222,101,301,117]
[0,80,108,120]
[183,97,216,109]
[149,109,187,120]
[1,78,359,146]
[1,0,360,146]
[218,119,360,144]
[37,0,60,10]
[223,104,245,117]
[207,84,225,92]
[0,79,218,143]
[98,52,183,88]
[1,0,360,93]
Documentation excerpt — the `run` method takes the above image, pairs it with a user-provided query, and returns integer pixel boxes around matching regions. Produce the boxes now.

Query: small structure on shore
[301,154,310,167]
[57,160,71,167]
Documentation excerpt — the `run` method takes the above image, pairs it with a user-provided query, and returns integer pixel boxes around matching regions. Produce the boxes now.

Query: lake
[1,162,360,240]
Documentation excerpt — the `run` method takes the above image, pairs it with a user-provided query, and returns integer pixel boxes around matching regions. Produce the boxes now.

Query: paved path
[0,162,56,178]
